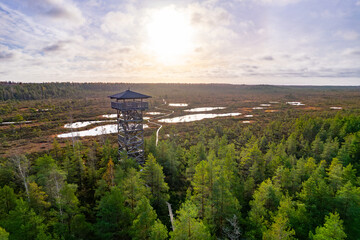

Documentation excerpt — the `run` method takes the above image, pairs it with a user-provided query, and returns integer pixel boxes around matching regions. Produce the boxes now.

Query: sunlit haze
[146,6,194,65]
[0,0,359,85]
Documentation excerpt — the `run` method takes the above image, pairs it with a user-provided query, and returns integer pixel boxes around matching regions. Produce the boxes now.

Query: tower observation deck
[109,89,151,165]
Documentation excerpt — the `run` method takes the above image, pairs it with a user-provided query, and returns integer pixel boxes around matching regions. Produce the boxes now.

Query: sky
[0,0,359,85]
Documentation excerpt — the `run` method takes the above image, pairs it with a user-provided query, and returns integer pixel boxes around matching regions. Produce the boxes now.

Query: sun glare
[146,6,194,65]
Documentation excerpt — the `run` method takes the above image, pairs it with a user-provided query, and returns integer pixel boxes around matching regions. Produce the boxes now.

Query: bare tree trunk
[11,155,30,201]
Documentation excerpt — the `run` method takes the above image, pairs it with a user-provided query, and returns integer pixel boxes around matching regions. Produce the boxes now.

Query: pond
[58,124,149,138]
[184,107,226,112]
[1,121,32,125]
[102,114,117,118]
[158,113,241,123]
[252,107,264,110]
[147,112,163,115]
[286,102,305,106]
[64,120,115,129]
[169,103,188,107]
[260,104,271,107]
[244,115,253,118]
[330,107,342,110]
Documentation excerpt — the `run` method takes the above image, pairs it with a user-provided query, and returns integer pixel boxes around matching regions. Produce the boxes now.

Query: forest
[0,83,360,240]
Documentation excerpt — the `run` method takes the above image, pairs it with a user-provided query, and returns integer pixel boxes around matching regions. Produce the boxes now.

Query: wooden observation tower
[109,89,151,164]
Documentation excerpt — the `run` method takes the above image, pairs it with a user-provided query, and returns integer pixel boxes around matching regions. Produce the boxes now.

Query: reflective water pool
[158,113,241,123]
[102,114,118,118]
[147,112,163,115]
[169,103,188,107]
[58,124,149,138]
[184,107,226,112]
[286,102,305,106]
[64,120,115,129]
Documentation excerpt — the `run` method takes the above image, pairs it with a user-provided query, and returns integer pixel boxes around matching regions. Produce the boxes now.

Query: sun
[146,6,194,65]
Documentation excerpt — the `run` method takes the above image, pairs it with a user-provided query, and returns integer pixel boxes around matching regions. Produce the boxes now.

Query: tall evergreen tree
[141,154,169,210]
[310,212,346,240]
[96,187,131,239]
[170,201,211,240]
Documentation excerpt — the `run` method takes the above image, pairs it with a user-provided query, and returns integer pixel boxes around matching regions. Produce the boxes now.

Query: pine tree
[210,169,240,235]
[263,214,296,240]
[311,212,346,240]
[141,154,169,209]
[0,227,9,240]
[0,185,17,217]
[335,182,360,239]
[131,197,163,240]
[103,157,115,187]
[191,160,209,219]
[298,175,333,231]
[248,179,282,239]
[321,138,339,163]
[150,219,168,240]
[28,182,51,213]
[96,187,131,239]
[4,199,49,240]
[123,168,150,212]
[311,136,324,161]
[326,158,343,192]
[170,201,211,240]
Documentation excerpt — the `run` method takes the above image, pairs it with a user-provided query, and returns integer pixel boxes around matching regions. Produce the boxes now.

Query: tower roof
[109,89,151,100]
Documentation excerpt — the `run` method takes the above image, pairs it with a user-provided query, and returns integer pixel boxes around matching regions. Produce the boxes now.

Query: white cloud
[1,0,359,84]
[6,0,85,29]
[258,0,301,5]
[187,2,239,55]
[236,0,302,6]
[0,3,67,51]
[101,11,136,38]
[335,30,359,41]
[343,48,360,56]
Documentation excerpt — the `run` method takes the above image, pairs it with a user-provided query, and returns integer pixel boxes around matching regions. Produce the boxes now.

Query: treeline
[2,82,360,101]
[0,83,114,101]
[0,113,359,239]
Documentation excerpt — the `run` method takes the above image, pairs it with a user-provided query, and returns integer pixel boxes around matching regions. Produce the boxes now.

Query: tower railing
[111,101,148,111]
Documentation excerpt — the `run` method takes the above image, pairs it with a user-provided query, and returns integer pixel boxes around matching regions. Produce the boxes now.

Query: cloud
[1,0,359,84]
[101,11,136,38]
[189,3,233,27]
[236,0,302,6]
[42,42,64,52]
[0,51,14,60]
[187,2,239,54]
[6,0,85,28]
[257,0,302,5]
[118,47,132,54]
[262,56,274,61]
[335,30,359,41]
[0,3,69,51]
[343,48,360,56]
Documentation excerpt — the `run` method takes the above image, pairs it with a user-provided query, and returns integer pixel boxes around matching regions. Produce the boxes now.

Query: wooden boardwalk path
[147,103,176,229]
[146,106,174,146]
